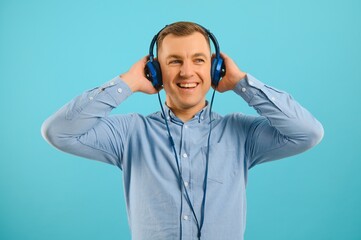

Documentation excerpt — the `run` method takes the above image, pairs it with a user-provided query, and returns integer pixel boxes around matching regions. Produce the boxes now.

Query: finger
[220,53,232,66]
[140,55,150,65]
[220,52,229,59]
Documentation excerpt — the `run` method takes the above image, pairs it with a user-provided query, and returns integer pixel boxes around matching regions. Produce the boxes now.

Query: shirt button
[89,96,94,100]
[117,88,122,93]
[183,215,189,221]
[241,87,246,92]
[184,181,189,187]
[271,97,276,101]
[182,153,188,158]
[109,81,115,86]
[184,125,188,129]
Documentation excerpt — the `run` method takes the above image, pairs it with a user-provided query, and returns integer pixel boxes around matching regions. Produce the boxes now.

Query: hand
[120,56,160,94]
[215,52,247,93]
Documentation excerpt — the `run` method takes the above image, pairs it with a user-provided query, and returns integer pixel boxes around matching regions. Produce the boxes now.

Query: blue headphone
[145,24,226,89]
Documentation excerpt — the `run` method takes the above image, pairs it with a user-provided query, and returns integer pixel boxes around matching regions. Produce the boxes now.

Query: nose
[179,60,194,78]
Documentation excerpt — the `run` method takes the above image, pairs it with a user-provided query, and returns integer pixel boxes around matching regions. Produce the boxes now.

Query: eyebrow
[166,53,209,59]
[193,53,208,58]
[166,54,182,60]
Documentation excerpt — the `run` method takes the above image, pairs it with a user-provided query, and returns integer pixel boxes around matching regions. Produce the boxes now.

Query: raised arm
[41,56,157,167]
[218,53,324,168]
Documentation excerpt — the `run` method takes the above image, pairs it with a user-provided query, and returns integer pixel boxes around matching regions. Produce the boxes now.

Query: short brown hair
[156,21,211,50]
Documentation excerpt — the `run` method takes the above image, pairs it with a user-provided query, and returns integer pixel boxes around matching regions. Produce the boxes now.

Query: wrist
[236,71,247,82]
[228,72,247,90]
[119,72,139,92]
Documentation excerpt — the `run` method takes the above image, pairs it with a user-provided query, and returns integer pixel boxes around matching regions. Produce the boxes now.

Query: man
[42,21,324,240]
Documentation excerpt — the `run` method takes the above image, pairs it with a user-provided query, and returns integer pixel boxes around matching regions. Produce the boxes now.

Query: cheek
[200,63,212,77]
[162,68,178,84]
[161,71,174,91]
[202,68,212,85]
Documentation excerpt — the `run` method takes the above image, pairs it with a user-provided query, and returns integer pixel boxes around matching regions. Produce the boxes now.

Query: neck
[167,102,206,122]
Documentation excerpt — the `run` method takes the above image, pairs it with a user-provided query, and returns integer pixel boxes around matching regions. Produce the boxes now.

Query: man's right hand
[120,56,160,94]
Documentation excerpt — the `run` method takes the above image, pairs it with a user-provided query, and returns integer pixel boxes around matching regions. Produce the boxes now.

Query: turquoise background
[1,0,360,239]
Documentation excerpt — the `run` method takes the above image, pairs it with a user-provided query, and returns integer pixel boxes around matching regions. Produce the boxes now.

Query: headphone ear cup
[211,57,225,87]
[145,60,163,89]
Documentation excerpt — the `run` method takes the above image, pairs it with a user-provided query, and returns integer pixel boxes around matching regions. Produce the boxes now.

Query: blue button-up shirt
[42,74,323,240]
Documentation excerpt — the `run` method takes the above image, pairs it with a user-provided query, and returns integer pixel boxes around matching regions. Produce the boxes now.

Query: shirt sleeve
[233,74,324,169]
[41,76,133,168]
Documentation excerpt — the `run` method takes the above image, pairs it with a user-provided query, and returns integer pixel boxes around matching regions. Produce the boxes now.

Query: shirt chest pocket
[201,144,242,184]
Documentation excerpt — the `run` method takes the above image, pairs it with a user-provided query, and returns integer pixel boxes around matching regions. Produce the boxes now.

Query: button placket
[179,122,192,233]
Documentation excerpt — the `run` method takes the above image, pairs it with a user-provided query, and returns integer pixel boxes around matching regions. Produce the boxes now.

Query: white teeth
[178,83,197,88]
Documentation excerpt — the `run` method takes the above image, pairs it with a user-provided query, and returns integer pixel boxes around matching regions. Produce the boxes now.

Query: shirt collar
[161,101,211,124]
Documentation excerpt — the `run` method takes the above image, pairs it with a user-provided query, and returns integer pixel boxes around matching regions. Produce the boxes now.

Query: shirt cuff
[233,73,264,103]
[92,76,133,107]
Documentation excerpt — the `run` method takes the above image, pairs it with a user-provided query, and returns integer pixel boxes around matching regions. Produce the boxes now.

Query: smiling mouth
[177,83,198,89]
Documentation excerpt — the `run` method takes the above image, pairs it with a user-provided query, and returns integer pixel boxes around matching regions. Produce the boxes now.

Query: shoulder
[216,112,263,130]
[217,112,254,123]
[103,111,164,124]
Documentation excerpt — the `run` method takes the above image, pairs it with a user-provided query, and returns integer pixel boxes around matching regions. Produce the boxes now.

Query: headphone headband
[149,24,220,60]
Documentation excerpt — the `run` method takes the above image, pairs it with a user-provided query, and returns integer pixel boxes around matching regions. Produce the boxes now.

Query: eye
[194,58,205,64]
[169,59,182,65]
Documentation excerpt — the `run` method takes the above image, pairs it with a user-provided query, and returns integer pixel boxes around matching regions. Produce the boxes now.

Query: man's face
[158,32,212,113]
